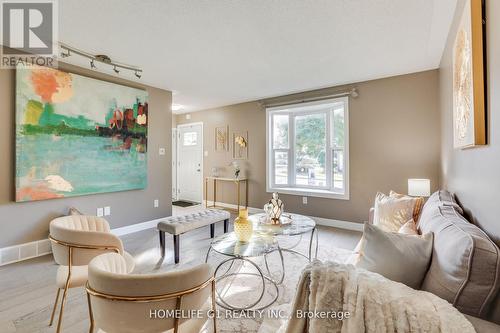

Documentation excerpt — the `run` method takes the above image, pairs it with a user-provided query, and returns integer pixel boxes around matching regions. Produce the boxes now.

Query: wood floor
[0,206,361,333]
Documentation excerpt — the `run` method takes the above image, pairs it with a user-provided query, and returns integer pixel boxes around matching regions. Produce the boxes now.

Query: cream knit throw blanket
[282,261,475,333]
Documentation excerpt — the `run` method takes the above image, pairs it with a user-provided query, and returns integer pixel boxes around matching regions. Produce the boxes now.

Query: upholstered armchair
[86,253,216,333]
[48,215,135,333]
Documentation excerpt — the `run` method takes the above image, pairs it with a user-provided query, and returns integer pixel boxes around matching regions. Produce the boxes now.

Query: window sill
[266,186,349,200]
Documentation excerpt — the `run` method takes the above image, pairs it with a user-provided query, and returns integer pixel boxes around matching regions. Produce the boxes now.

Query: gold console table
[205,177,248,212]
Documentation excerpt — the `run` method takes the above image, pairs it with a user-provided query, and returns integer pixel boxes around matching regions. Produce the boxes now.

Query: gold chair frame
[48,235,121,333]
[86,276,217,333]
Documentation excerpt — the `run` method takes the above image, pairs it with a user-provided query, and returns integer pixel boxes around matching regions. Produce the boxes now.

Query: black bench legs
[159,230,180,264]
[159,218,230,265]
[211,219,229,238]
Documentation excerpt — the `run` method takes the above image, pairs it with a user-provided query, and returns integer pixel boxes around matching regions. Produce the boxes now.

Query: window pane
[274,151,288,185]
[295,113,326,187]
[333,149,344,191]
[273,114,289,149]
[183,132,197,146]
[332,106,345,147]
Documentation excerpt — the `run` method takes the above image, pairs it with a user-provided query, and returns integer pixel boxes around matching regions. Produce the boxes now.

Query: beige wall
[0,63,172,248]
[177,70,441,223]
[440,0,500,246]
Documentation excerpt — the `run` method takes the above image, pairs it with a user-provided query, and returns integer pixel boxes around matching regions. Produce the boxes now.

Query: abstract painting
[16,66,149,202]
[452,0,485,149]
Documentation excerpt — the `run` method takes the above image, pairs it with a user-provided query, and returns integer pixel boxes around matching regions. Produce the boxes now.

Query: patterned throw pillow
[390,191,425,225]
[373,192,417,232]
[398,219,419,235]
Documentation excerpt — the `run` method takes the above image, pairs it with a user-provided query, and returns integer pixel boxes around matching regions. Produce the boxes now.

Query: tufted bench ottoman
[157,209,230,263]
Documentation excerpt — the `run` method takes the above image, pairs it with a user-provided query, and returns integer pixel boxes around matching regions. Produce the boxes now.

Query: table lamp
[408,179,431,197]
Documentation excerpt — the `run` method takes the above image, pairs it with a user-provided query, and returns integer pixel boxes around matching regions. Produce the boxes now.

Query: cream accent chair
[48,215,135,333]
[86,253,216,333]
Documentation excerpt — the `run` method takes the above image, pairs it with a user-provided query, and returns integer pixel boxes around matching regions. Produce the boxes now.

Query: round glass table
[205,231,282,311]
[205,213,319,311]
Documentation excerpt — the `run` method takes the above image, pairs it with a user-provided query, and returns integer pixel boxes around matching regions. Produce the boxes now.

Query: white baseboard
[0,206,362,266]
[110,217,166,236]
[205,201,363,231]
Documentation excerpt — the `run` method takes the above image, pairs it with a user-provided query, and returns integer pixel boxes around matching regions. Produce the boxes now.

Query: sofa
[367,190,500,332]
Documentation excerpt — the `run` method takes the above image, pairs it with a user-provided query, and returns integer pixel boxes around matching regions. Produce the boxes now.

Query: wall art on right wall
[232,131,248,159]
[452,0,486,149]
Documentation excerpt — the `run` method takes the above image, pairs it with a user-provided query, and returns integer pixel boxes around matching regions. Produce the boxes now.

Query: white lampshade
[408,179,431,197]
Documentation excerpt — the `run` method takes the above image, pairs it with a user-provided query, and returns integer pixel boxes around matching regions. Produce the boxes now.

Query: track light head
[135,71,142,79]
[90,59,96,69]
[113,66,120,74]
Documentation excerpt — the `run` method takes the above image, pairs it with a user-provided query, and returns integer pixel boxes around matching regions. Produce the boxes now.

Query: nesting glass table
[205,213,318,310]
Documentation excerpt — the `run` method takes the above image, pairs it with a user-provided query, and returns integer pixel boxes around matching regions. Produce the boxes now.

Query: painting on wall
[232,131,248,159]
[15,66,149,202]
[452,0,486,149]
[215,125,229,151]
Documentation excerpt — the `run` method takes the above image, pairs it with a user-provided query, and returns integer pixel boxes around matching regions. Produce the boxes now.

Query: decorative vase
[234,208,253,242]
[269,192,284,224]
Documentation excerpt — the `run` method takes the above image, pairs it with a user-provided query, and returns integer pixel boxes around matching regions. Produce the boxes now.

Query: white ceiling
[59,0,457,113]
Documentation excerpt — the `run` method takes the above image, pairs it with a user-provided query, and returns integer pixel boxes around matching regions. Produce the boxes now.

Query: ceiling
[59,0,457,113]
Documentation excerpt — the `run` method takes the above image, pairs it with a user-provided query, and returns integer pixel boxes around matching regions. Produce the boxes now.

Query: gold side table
[205,177,248,212]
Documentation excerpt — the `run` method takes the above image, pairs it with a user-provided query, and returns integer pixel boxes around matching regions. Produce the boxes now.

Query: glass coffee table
[205,231,283,311]
[205,213,319,310]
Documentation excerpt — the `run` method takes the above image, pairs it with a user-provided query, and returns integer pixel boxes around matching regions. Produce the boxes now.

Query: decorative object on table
[15,66,148,202]
[234,208,253,242]
[215,125,229,151]
[452,0,485,149]
[230,161,240,179]
[211,167,219,178]
[232,131,248,159]
[268,192,284,224]
[263,203,273,220]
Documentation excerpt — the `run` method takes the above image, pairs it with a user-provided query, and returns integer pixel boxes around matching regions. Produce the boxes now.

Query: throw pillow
[373,192,417,232]
[390,191,425,224]
[356,223,433,289]
[398,219,419,235]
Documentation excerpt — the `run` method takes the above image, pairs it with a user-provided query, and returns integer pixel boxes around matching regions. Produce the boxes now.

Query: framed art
[452,0,486,149]
[215,125,229,151]
[16,66,148,202]
[232,131,248,160]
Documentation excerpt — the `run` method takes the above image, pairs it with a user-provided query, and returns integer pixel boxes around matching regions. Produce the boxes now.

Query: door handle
[196,169,201,172]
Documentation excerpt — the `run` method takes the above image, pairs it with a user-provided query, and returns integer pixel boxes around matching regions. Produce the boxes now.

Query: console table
[205,177,248,212]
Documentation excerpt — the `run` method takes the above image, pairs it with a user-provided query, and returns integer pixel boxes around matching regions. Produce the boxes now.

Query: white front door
[177,123,203,203]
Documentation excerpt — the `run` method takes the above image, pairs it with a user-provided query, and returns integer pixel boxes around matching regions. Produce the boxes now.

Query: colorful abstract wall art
[15,66,149,202]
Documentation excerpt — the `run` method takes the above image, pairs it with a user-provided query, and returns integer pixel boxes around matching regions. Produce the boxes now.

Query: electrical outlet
[104,206,111,216]
[97,207,104,217]
[302,197,308,205]
[159,147,166,155]
[154,199,159,208]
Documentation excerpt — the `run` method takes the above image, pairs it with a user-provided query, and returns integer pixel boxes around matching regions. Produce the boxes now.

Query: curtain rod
[262,88,358,108]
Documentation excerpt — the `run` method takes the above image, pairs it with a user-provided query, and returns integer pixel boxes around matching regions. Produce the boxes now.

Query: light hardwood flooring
[0,206,361,333]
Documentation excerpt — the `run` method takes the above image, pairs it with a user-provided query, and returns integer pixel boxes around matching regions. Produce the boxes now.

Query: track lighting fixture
[59,42,143,79]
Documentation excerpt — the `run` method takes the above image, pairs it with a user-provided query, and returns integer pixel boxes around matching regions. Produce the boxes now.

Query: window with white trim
[266,97,349,199]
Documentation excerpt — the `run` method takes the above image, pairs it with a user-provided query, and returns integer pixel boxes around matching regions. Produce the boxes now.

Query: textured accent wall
[0,63,172,248]
[177,70,441,224]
